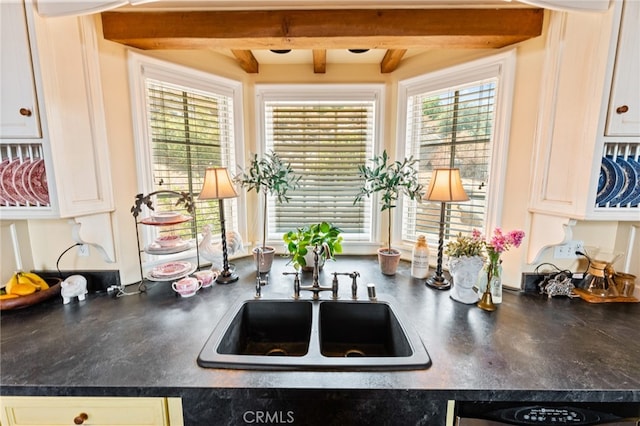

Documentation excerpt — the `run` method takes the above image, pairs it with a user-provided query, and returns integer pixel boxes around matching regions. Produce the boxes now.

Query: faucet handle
[349,271,360,299]
[283,271,301,299]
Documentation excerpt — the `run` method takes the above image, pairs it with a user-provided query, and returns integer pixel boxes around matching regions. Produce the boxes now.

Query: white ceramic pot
[253,246,276,273]
[448,255,484,304]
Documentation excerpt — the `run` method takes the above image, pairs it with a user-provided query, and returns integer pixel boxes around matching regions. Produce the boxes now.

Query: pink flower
[486,227,525,255]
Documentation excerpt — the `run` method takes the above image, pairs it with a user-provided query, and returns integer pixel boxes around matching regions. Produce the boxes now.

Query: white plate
[144,240,192,255]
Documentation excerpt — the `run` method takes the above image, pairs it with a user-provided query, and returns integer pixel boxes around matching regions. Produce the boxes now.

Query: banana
[0,293,20,300]
[4,273,19,295]
[4,272,49,296]
[20,272,50,290]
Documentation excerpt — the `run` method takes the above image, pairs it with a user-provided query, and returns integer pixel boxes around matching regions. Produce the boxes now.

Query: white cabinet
[606,0,640,136]
[0,396,184,426]
[0,1,114,220]
[529,0,639,225]
[0,2,41,138]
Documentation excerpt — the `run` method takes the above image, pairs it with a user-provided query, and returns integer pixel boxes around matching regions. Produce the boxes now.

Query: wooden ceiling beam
[312,49,326,74]
[380,49,407,73]
[101,8,543,50]
[231,49,259,73]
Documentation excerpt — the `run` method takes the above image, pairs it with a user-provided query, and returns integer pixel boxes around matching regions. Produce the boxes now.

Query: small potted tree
[236,151,300,273]
[354,150,423,275]
[283,222,343,271]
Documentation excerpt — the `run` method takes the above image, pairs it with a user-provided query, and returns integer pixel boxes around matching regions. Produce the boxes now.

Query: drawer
[0,396,183,426]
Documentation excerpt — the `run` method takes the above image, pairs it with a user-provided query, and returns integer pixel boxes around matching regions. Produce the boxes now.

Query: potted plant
[283,222,343,271]
[445,231,485,304]
[236,151,300,273]
[354,150,424,275]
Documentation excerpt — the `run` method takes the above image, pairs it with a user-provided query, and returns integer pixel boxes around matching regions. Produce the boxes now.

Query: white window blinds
[403,79,497,243]
[144,78,238,240]
[263,98,375,239]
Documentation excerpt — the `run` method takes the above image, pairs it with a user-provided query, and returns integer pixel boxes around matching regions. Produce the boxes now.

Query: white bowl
[152,211,182,223]
[156,235,183,248]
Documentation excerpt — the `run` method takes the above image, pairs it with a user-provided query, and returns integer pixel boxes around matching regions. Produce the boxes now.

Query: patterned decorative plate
[0,159,10,205]
[608,157,637,206]
[597,156,623,206]
[12,158,35,205]
[1,158,22,205]
[624,158,640,207]
[28,159,49,205]
[147,261,196,282]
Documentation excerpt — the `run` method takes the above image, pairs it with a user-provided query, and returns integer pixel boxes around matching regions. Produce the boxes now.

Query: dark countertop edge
[1,385,638,403]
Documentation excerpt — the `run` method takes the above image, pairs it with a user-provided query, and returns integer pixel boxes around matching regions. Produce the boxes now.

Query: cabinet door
[0,396,183,426]
[0,1,41,138]
[606,0,640,136]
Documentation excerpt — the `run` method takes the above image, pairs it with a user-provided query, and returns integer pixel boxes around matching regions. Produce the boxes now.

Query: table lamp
[424,168,469,290]
[199,167,239,284]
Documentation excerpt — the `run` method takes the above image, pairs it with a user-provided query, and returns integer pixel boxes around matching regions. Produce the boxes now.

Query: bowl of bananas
[0,272,62,311]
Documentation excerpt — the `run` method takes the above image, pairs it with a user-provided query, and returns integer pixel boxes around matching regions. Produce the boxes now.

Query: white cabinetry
[0,1,114,220]
[527,0,638,262]
[529,0,639,223]
[0,3,41,138]
[606,0,640,136]
[0,396,184,426]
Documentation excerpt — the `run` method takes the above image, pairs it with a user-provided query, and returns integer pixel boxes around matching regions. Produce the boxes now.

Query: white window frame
[255,84,385,253]
[396,49,517,253]
[128,51,246,267]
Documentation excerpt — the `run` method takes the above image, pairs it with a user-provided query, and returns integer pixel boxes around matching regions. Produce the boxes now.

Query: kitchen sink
[198,297,431,370]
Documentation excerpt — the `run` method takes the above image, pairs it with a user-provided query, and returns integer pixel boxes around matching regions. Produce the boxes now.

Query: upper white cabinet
[0,1,114,219]
[0,3,41,138]
[606,0,640,136]
[529,0,639,223]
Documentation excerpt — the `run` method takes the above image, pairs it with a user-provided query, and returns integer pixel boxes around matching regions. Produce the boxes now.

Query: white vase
[448,256,484,304]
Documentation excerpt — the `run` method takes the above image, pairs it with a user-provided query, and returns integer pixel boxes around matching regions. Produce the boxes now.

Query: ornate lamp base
[216,270,239,284]
[426,275,450,290]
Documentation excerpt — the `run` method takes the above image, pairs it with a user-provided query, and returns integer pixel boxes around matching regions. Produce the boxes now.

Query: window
[129,53,244,262]
[398,51,516,247]
[256,85,382,243]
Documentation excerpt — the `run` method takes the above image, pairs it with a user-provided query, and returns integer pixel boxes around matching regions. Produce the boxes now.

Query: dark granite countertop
[1,256,639,423]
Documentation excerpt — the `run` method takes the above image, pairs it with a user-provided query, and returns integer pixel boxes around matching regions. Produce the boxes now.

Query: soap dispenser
[411,235,430,279]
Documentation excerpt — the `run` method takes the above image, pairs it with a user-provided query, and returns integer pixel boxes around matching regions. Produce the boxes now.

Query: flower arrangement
[484,227,526,279]
[446,227,525,309]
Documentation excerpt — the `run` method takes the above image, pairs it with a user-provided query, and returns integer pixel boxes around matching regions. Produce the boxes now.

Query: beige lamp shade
[198,167,238,200]
[424,168,469,202]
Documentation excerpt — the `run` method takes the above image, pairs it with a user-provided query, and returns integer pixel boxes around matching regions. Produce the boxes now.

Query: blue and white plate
[624,158,640,207]
[608,157,638,206]
[597,163,606,194]
[596,156,621,206]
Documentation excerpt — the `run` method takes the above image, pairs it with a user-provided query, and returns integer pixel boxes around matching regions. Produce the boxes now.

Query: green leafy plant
[236,151,300,249]
[354,150,424,254]
[282,222,343,270]
[445,231,485,258]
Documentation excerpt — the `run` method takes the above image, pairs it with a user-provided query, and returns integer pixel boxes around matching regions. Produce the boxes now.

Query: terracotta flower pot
[252,246,276,273]
[378,248,401,275]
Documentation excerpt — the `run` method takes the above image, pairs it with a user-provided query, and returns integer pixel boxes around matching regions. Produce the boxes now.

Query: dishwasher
[453,401,640,425]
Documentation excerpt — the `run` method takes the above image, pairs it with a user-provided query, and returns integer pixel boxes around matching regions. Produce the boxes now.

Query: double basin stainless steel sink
[197,296,431,370]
